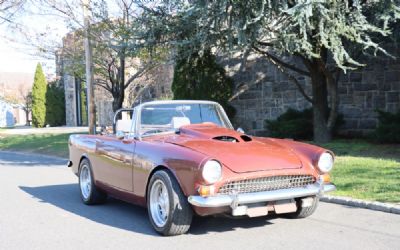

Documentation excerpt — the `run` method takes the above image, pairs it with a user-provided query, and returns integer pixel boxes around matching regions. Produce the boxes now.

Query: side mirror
[236,127,245,134]
[100,125,107,135]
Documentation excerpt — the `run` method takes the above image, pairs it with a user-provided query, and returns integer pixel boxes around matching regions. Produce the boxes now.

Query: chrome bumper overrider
[188,180,336,208]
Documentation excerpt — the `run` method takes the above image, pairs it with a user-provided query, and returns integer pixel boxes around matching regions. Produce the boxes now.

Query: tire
[147,170,193,236]
[78,158,107,205]
[287,196,319,219]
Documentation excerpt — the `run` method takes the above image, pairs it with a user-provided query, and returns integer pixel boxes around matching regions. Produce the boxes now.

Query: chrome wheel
[79,164,92,200]
[149,179,170,227]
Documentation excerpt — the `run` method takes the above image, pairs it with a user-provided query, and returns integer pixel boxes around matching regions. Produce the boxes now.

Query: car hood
[165,124,302,173]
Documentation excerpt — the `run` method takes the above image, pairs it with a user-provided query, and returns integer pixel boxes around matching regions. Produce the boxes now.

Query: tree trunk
[25,110,30,126]
[111,55,126,113]
[310,63,331,143]
[112,91,124,112]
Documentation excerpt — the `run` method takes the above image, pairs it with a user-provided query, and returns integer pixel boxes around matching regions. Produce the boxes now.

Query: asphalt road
[1,151,399,250]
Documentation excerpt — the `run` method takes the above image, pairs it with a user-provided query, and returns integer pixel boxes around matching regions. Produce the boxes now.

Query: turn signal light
[198,185,215,197]
[321,174,331,183]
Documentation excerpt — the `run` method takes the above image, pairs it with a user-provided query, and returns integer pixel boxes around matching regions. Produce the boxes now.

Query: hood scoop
[177,124,254,143]
[212,135,253,143]
[213,136,239,142]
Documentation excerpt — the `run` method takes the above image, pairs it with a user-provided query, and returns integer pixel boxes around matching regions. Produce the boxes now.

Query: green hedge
[370,110,400,143]
[266,108,343,140]
[45,82,66,126]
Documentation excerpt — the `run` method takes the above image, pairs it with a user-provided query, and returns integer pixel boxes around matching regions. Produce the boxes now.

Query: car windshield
[139,103,231,137]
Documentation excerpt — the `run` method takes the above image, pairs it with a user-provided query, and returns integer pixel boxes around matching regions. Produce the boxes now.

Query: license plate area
[273,199,297,214]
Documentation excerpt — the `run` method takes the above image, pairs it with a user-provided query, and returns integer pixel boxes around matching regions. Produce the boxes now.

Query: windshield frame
[134,100,233,140]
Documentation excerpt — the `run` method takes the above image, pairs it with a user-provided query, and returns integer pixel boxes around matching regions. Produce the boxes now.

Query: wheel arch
[145,165,186,202]
[78,153,90,172]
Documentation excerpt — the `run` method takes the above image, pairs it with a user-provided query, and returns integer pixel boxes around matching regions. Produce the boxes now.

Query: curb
[321,195,400,215]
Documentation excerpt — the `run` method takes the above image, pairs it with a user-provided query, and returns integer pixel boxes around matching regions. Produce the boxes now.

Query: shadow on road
[190,215,274,235]
[19,184,275,236]
[0,151,66,167]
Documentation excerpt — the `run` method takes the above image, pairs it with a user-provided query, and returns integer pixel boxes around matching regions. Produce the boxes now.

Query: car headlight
[317,152,334,173]
[202,160,222,184]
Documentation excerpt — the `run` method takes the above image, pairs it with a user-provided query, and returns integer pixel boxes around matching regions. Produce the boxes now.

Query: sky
[0,11,67,75]
[0,0,121,76]
[0,34,49,74]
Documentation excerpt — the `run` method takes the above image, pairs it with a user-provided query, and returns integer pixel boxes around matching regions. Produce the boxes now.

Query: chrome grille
[218,175,315,195]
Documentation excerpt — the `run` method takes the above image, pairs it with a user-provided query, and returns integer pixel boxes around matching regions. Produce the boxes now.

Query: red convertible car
[68,100,335,236]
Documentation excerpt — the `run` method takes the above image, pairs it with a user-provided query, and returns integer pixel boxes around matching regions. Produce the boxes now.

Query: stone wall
[223,52,400,136]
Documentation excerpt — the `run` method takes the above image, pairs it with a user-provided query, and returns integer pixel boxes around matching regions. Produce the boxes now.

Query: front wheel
[147,170,193,236]
[286,196,319,218]
[79,159,107,205]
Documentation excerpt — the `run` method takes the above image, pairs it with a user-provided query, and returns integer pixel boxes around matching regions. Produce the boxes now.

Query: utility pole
[82,0,96,134]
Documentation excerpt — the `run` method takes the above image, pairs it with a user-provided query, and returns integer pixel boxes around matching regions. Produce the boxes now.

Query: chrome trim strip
[188,183,336,208]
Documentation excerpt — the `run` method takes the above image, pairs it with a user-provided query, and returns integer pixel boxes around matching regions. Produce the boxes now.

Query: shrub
[31,63,47,128]
[45,81,66,126]
[172,49,235,118]
[370,110,400,143]
[266,108,343,140]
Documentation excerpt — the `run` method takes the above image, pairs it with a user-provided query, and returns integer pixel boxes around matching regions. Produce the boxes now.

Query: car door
[94,137,136,192]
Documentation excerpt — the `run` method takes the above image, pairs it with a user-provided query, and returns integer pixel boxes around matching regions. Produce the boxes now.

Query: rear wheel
[79,159,107,205]
[287,196,319,218]
[147,170,193,236]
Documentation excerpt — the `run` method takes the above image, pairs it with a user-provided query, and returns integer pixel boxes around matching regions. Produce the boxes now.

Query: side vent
[241,135,252,142]
[213,136,239,142]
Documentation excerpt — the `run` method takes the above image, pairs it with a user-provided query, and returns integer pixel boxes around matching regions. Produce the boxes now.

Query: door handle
[95,139,104,144]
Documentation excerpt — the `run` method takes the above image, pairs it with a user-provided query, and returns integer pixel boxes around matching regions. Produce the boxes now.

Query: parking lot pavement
[1,151,399,250]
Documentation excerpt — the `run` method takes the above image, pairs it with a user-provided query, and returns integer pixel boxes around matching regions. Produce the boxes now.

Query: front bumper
[188,180,336,208]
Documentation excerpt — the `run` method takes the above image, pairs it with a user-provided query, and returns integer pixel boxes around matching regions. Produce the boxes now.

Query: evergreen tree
[172,49,235,118]
[31,63,47,128]
[45,81,66,126]
[80,82,87,126]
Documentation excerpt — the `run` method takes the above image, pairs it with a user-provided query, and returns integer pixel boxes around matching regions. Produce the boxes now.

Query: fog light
[198,185,215,197]
[321,174,331,183]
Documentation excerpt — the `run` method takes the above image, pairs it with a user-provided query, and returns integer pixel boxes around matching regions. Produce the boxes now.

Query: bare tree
[57,0,163,112]
[19,85,32,125]
[0,0,26,24]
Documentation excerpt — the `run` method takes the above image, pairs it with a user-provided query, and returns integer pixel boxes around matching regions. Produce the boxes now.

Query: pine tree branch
[252,46,313,103]
[281,71,313,104]
[257,41,273,47]
[252,46,310,76]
